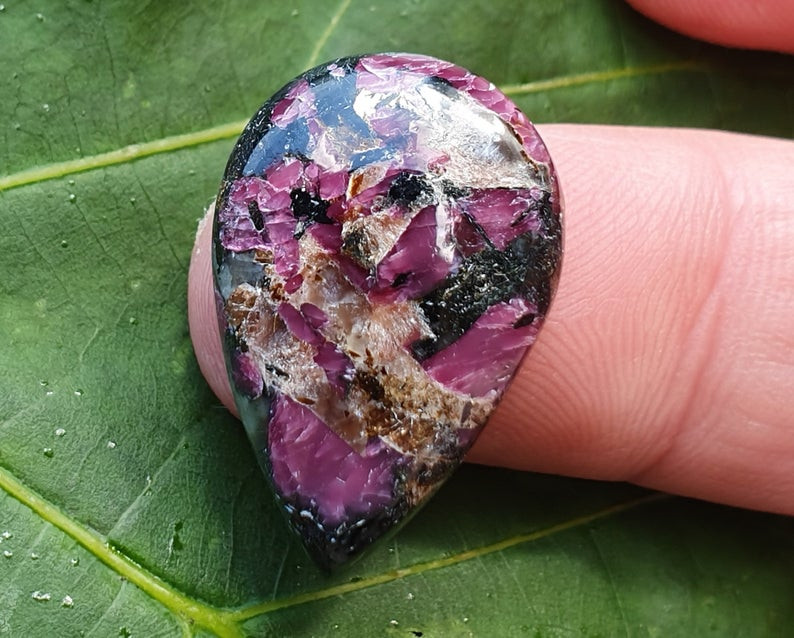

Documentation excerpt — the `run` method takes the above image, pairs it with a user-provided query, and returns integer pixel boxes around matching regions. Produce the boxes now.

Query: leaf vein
[0,120,248,194]
[500,60,705,97]
[83,579,128,638]
[0,463,243,638]
[0,61,706,195]
[305,0,353,69]
[107,433,189,539]
[231,492,671,621]
[135,170,185,269]
[588,528,630,637]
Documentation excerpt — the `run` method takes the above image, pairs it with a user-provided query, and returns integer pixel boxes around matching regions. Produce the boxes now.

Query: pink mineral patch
[360,52,551,165]
[231,349,264,399]
[371,205,456,301]
[277,302,353,394]
[270,79,317,128]
[309,222,343,252]
[300,302,328,329]
[456,188,542,251]
[356,64,421,96]
[268,394,400,524]
[265,208,300,281]
[422,298,540,397]
[360,53,465,87]
[313,342,353,395]
[347,165,404,210]
[218,177,269,252]
[318,169,348,200]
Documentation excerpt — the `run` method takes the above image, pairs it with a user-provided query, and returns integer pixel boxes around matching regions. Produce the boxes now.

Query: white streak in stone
[413,83,535,188]
[233,234,492,458]
[433,199,457,265]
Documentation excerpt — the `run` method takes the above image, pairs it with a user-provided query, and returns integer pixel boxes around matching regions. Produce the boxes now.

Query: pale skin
[189,0,794,516]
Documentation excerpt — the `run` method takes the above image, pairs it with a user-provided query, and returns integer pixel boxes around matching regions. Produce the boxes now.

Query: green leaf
[1,1,792,636]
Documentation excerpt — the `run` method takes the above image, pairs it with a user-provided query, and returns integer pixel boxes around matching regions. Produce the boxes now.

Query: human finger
[189,124,794,515]
[626,0,794,54]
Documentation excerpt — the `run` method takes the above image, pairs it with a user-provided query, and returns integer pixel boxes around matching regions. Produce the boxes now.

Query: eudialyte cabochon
[213,53,562,568]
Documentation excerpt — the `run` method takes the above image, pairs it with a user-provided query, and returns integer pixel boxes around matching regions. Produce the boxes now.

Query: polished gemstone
[213,53,562,568]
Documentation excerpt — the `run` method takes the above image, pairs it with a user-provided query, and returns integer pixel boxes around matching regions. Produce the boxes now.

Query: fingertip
[188,127,794,516]
[470,125,794,515]
[187,204,238,416]
[626,0,794,54]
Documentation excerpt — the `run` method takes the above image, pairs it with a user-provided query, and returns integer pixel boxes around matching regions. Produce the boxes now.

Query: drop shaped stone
[212,53,563,568]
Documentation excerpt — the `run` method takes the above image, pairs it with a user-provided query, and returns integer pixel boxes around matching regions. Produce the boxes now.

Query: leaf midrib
[0,460,669,636]
[0,60,705,195]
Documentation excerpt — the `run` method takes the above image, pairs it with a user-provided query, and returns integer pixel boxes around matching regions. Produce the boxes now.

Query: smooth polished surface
[212,53,562,567]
